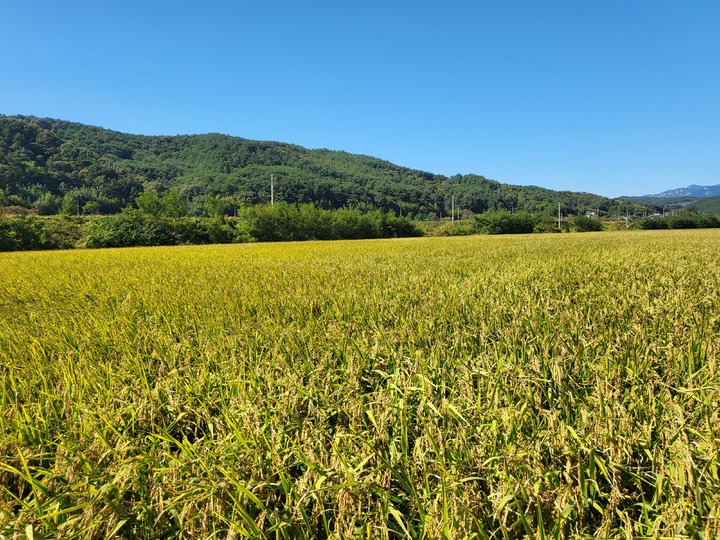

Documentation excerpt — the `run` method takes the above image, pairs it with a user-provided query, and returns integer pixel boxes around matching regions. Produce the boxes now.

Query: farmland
[1,230,719,538]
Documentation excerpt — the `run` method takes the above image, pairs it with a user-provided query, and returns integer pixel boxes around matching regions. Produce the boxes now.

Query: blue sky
[2,1,718,198]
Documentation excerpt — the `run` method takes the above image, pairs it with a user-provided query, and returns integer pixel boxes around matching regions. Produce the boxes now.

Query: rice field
[1,230,719,539]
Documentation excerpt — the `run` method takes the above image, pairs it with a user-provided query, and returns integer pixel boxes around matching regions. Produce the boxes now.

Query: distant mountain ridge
[643,184,720,198]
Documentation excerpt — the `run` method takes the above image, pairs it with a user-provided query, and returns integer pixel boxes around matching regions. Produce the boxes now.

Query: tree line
[0,203,421,251]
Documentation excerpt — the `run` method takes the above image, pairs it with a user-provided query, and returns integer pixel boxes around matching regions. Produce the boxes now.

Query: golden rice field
[1,230,720,539]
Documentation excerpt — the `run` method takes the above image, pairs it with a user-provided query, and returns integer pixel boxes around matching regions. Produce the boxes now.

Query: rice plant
[1,230,719,538]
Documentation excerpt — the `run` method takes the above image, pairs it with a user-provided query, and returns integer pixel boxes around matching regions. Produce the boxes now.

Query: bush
[636,217,669,230]
[0,215,86,251]
[448,221,477,236]
[245,204,421,242]
[475,210,536,234]
[636,214,720,230]
[84,212,252,248]
[38,216,88,249]
[667,215,699,229]
[0,214,22,250]
[533,214,560,233]
[85,212,175,248]
[378,211,423,238]
[571,216,603,232]
[697,215,720,228]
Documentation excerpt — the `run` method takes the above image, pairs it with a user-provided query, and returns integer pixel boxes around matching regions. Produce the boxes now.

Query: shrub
[85,212,175,248]
[637,214,720,230]
[667,215,699,229]
[0,215,86,251]
[245,204,421,242]
[636,217,669,230]
[572,216,603,232]
[448,221,477,236]
[475,210,536,234]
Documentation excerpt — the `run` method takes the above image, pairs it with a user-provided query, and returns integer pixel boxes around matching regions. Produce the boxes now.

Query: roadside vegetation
[2,230,719,538]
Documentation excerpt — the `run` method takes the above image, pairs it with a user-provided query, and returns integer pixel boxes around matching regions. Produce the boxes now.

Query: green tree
[135,191,162,215]
[83,201,102,215]
[204,194,225,219]
[59,194,79,216]
[34,192,61,215]
[162,188,186,217]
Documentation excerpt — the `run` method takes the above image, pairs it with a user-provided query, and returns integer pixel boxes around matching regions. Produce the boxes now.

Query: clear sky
[2,1,718,198]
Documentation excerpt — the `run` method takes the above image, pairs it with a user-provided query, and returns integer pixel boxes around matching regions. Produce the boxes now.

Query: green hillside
[688,195,720,215]
[1,114,643,218]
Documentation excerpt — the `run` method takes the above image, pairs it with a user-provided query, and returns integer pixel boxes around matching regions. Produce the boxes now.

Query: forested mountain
[1,115,643,218]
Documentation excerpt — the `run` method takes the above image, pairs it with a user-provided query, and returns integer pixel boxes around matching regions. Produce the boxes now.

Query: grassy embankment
[1,230,719,538]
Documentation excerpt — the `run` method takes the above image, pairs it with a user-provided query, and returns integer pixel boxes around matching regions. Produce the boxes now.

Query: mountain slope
[1,114,638,217]
[687,195,720,215]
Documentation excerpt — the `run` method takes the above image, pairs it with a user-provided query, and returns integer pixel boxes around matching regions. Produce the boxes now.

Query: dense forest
[1,114,649,219]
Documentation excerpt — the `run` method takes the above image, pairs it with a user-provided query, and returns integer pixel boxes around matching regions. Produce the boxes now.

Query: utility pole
[76,200,80,216]
[557,203,561,230]
[270,174,275,206]
[451,195,455,224]
[626,204,630,229]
